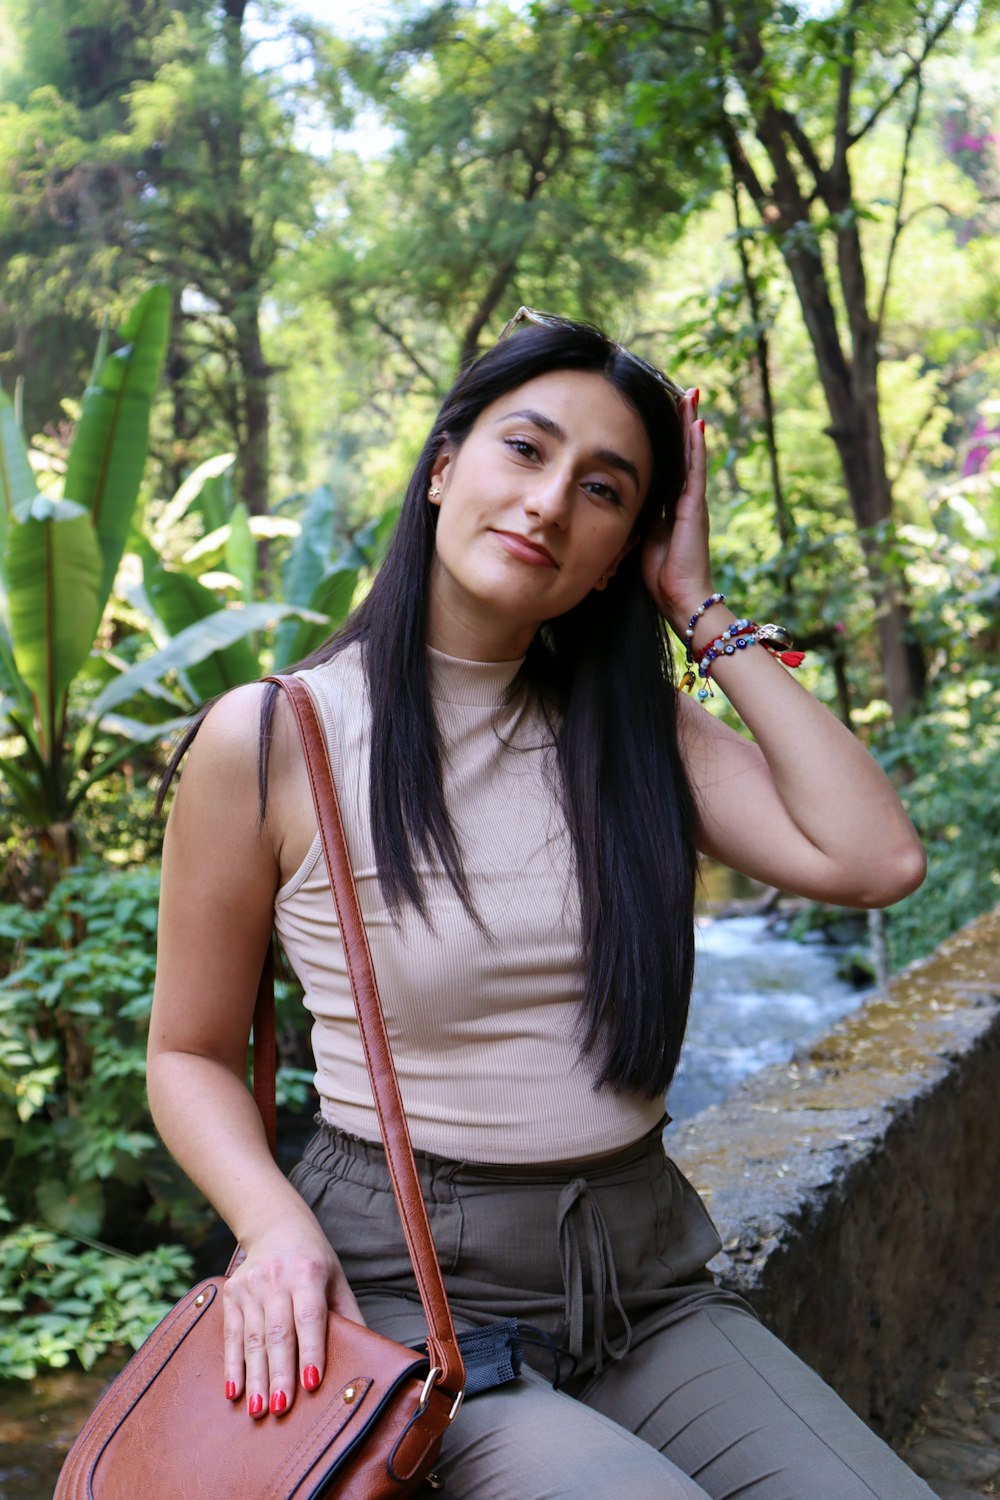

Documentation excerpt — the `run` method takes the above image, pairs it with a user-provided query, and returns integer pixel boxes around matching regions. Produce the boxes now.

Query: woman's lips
[492,530,558,567]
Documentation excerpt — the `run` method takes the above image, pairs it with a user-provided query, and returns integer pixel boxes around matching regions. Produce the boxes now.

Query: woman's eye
[585,480,623,506]
[504,437,539,460]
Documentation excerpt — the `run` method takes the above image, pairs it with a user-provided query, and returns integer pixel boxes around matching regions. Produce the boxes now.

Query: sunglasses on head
[496,306,686,407]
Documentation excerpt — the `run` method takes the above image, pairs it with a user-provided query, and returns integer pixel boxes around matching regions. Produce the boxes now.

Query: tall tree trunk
[234,290,270,522]
[728,166,794,564]
[167,291,192,495]
[221,0,270,575]
[727,100,926,718]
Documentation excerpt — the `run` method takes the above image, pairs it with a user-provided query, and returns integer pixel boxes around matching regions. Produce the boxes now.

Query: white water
[665,915,863,1123]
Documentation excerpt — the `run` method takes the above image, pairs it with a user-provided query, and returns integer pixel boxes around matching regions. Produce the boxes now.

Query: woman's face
[427,368,654,659]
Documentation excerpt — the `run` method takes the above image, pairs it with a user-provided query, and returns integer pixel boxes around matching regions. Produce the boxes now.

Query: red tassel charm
[779,651,806,668]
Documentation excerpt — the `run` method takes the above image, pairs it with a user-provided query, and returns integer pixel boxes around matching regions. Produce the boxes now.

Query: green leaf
[88,602,323,717]
[62,285,171,620]
[273,565,358,671]
[0,385,38,575]
[5,497,102,755]
[150,453,235,553]
[143,563,260,700]
[96,712,192,743]
[280,485,336,610]
[224,502,255,602]
[35,1180,105,1240]
[274,485,340,667]
[0,756,51,825]
[0,622,33,718]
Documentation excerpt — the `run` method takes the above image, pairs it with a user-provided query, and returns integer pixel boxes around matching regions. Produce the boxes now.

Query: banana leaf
[0,754,52,826]
[0,386,37,571]
[281,485,335,599]
[0,623,33,718]
[62,284,170,619]
[143,563,259,701]
[5,497,102,757]
[272,564,358,671]
[89,601,327,720]
[274,485,336,666]
[150,453,235,557]
[225,502,255,602]
[181,513,298,569]
[97,712,193,743]
[66,716,194,815]
[353,504,401,568]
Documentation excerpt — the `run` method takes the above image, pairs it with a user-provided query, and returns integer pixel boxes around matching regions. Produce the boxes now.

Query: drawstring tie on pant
[556,1177,633,1375]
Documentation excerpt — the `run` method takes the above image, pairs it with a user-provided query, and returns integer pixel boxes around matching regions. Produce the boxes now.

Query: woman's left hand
[641,389,713,632]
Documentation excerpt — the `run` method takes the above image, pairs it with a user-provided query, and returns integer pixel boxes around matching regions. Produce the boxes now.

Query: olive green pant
[290,1121,934,1500]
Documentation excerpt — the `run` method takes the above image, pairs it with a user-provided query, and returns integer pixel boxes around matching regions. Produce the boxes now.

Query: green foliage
[0,856,311,1220]
[0,864,165,1235]
[93,472,378,727]
[0,854,316,1378]
[877,671,1000,969]
[0,1204,193,1380]
[0,286,171,857]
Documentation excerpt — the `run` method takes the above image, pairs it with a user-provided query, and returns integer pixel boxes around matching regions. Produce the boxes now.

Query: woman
[148,310,930,1498]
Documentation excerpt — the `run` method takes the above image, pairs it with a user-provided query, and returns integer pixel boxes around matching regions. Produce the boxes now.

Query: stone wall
[670,906,1000,1444]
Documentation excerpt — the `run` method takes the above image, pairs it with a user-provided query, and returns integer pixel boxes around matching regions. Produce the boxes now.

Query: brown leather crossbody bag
[54,674,466,1499]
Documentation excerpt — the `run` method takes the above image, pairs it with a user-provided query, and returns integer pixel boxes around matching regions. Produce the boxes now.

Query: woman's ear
[428,445,454,505]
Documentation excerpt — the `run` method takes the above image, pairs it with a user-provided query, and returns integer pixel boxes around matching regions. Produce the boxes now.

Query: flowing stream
[666,913,862,1124]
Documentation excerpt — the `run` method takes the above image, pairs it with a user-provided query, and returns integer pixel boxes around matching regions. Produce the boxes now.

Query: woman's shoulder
[186,681,269,772]
[190,643,365,752]
[293,640,366,693]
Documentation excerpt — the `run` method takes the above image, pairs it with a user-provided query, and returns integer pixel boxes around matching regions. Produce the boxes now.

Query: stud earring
[596,573,609,591]
[428,485,442,500]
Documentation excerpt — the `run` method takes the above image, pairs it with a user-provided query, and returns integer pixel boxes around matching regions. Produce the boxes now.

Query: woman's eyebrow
[494,408,641,492]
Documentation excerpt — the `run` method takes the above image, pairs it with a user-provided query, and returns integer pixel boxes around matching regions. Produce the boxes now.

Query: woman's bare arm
[147,683,363,1422]
[644,394,925,908]
[675,661,926,906]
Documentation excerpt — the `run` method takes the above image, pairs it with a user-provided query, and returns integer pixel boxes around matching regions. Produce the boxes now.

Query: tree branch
[876,65,924,339]
[457,102,561,368]
[832,0,863,178]
[777,108,827,192]
[849,0,965,146]
[727,162,794,558]
[372,316,438,386]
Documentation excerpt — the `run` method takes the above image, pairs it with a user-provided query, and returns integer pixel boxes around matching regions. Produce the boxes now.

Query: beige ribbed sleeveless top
[273,642,663,1164]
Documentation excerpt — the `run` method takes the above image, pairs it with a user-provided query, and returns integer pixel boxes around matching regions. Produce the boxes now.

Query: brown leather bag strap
[262,673,465,1397]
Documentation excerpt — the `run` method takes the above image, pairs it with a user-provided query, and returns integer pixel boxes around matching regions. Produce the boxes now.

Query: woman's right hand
[222,1216,366,1418]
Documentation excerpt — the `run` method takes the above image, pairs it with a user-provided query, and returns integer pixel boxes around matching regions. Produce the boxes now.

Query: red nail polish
[225,1380,237,1401]
[270,1390,288,1415]
[698,418,706,433]
[248,1393,264,1417]
[303,1365,320,1391]
[693,388,700,408]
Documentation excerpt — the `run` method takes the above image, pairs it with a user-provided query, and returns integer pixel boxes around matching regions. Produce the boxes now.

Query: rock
[929,1483,994,1500]
[949,1395,979,1426]
[904,1436,1000,1485]
[923,1416,993,1446]
[981,1412,1000,1444]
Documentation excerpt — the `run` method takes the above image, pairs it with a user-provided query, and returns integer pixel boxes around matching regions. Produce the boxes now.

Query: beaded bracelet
[680,620,807,702]
[683,593,726,665]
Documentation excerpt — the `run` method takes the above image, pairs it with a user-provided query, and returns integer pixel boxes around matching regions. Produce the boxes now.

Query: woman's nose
[524,469,573,526]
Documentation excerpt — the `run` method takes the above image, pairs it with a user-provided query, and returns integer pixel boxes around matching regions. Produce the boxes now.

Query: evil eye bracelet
[680,621,757,699]
[680,619,807,702]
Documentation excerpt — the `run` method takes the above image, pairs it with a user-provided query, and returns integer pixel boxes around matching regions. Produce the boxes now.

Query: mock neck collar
[427,645,525,706]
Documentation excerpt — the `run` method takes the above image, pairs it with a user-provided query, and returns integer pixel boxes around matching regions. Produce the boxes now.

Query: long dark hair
[161,321,698,1098]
